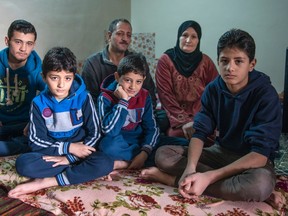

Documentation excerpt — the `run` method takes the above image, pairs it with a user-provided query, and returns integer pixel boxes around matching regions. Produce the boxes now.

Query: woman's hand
[182,122,195,140]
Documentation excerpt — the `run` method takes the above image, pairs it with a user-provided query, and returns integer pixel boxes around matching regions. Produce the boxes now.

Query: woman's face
[179,27,199,53]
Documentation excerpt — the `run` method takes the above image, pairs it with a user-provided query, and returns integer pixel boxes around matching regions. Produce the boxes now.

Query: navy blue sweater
[193,70,282,161]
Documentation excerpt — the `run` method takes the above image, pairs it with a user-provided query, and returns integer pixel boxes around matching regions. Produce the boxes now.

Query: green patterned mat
[275,134,288,176]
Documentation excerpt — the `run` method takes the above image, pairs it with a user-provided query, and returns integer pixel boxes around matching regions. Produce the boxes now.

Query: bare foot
[105,170,122,181]
[114,160,129,170]
[8,177,57,199]
[140,167,176,186]
[265,190,286,211]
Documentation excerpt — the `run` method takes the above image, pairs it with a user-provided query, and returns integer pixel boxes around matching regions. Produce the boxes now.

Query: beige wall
[0,0,131,60]
[131,0,288,92]
[1,0,287,92]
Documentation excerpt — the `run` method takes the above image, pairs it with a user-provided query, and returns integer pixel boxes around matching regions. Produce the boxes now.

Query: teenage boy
[0,19,45,156]
[8,47,127,198]
[141,29,284,209]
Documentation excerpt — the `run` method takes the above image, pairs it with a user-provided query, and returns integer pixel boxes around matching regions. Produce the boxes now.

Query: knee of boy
[155,145,178,169]
[253,169,275,201]
[15,155,30,176]
[240,168,275,202]
[15,153,39,176]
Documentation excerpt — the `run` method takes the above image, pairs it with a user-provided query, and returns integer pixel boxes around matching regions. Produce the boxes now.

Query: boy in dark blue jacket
[8,47,127,198]
[141,29,284,209]
[97,54,160,169]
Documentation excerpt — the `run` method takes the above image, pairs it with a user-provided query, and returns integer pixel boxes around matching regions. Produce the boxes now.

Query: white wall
[0,0,131,60]
[131,0,288,92]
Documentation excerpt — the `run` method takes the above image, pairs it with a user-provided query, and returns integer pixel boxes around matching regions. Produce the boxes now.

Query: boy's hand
[114,85,129,100]
[69,142,96,158]
[128,151,148,169]
[42,155,69,167]
[178,171,211,198]
[23,123,29,136]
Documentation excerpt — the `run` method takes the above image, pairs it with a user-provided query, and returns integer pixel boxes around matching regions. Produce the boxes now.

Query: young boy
[97,53,160,169]
[0,19,46,156]
[8,47,127,198]
[141,29,284,209]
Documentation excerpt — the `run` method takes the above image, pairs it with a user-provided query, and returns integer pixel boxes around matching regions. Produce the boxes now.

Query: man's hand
[128,151,148,169]
[43,155,69,167]
[69,142,95,158]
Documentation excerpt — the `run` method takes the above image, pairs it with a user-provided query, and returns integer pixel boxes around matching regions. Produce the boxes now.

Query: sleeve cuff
[141,145,153,155]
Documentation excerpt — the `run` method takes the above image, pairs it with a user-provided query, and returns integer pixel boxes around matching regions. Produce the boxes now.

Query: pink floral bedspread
[0,155,287,216]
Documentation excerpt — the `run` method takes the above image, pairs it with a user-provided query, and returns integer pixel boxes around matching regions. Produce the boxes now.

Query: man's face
[108,21,132,53]
[5,31,36,64]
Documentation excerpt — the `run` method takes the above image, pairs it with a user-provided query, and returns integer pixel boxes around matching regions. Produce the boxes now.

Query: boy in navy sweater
[141,29,284,209]
[8,47,127,198]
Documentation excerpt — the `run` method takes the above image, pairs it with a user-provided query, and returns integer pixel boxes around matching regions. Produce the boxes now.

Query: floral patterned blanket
[0,155,287,216]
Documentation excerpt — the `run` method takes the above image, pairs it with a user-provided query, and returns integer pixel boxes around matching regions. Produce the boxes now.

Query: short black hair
[117,54,147,77]
[108,18,131,33]
[217,29,256,62]
[7,19,37,41]
[42,47,77,77]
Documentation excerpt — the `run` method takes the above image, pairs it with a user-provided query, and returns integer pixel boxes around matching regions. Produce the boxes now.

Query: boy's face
[43,70,74,100]
[108,22,132,53]
[5,31,36,66]
[116,71,145,97]
[218,47,256,94]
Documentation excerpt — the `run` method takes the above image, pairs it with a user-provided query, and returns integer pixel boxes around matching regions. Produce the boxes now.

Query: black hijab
[165,20,203,77]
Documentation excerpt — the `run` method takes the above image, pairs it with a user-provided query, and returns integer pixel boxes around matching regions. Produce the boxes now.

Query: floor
[274,134,288,175]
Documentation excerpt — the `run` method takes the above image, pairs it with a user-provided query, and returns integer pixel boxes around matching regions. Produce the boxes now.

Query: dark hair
[108,18,131,33]
[217,29,256,62]
[117,54,147,77]
[7,19,37,41]
[42,47,77,77]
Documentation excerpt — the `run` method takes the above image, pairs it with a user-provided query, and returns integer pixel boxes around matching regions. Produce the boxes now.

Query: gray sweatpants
[155,144,276,202]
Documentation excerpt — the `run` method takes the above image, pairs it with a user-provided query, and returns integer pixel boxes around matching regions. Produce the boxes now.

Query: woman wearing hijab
[156,20,218,140]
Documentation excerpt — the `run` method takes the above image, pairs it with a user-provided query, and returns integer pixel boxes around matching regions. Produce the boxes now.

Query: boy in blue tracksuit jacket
[141,29,284,210]
[8,47,127,198]
[97,53,160,169]
[0,20,46,156]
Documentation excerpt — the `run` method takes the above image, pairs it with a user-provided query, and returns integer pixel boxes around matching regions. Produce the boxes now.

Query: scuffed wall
[0,0,131,61]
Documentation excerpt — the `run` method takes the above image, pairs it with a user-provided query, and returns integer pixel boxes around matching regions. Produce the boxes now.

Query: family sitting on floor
[0,18,285,210]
